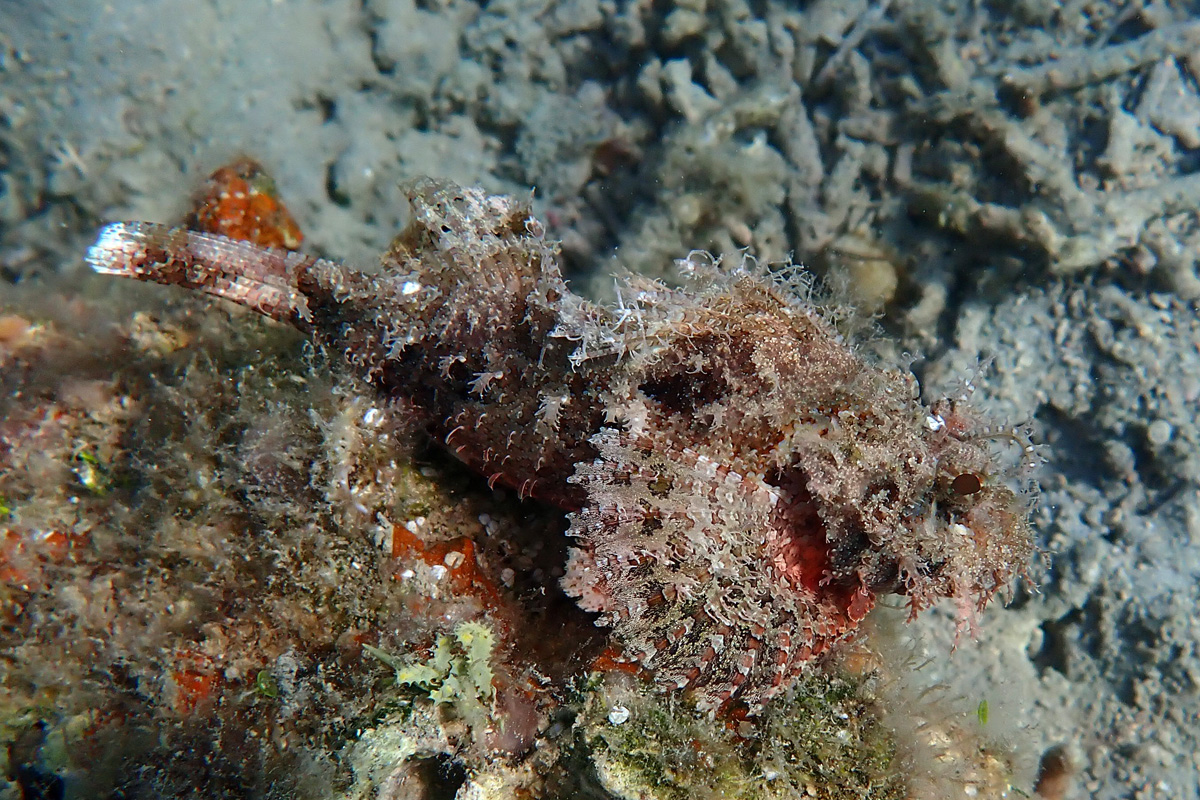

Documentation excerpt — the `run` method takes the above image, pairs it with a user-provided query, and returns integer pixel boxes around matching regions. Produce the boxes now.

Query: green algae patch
[577,668,905,800]
[365,621,498,737]
[753,671,903,800]
[254,670,281,699]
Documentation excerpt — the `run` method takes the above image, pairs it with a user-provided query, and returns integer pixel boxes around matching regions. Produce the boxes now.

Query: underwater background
[2,1,1200,798]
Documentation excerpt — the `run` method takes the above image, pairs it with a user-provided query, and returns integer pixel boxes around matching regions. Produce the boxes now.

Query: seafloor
[2,1,1200,798]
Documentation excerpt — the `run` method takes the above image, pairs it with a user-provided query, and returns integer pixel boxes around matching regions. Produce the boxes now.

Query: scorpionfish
[87,178,1034,716]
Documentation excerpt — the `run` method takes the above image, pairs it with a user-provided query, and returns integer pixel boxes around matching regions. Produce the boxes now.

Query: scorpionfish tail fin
[86,221,346,328]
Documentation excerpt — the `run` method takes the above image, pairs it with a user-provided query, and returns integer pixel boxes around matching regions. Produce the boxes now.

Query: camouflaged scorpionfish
[87,178,1034,716]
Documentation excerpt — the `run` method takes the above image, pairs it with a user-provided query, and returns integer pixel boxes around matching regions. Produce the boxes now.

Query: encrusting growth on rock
[186,157,305,251]
[86,178,1034,717]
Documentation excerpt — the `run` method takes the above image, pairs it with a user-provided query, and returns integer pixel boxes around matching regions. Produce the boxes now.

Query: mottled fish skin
[88,178,1035,717]
[89,181,607,511]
